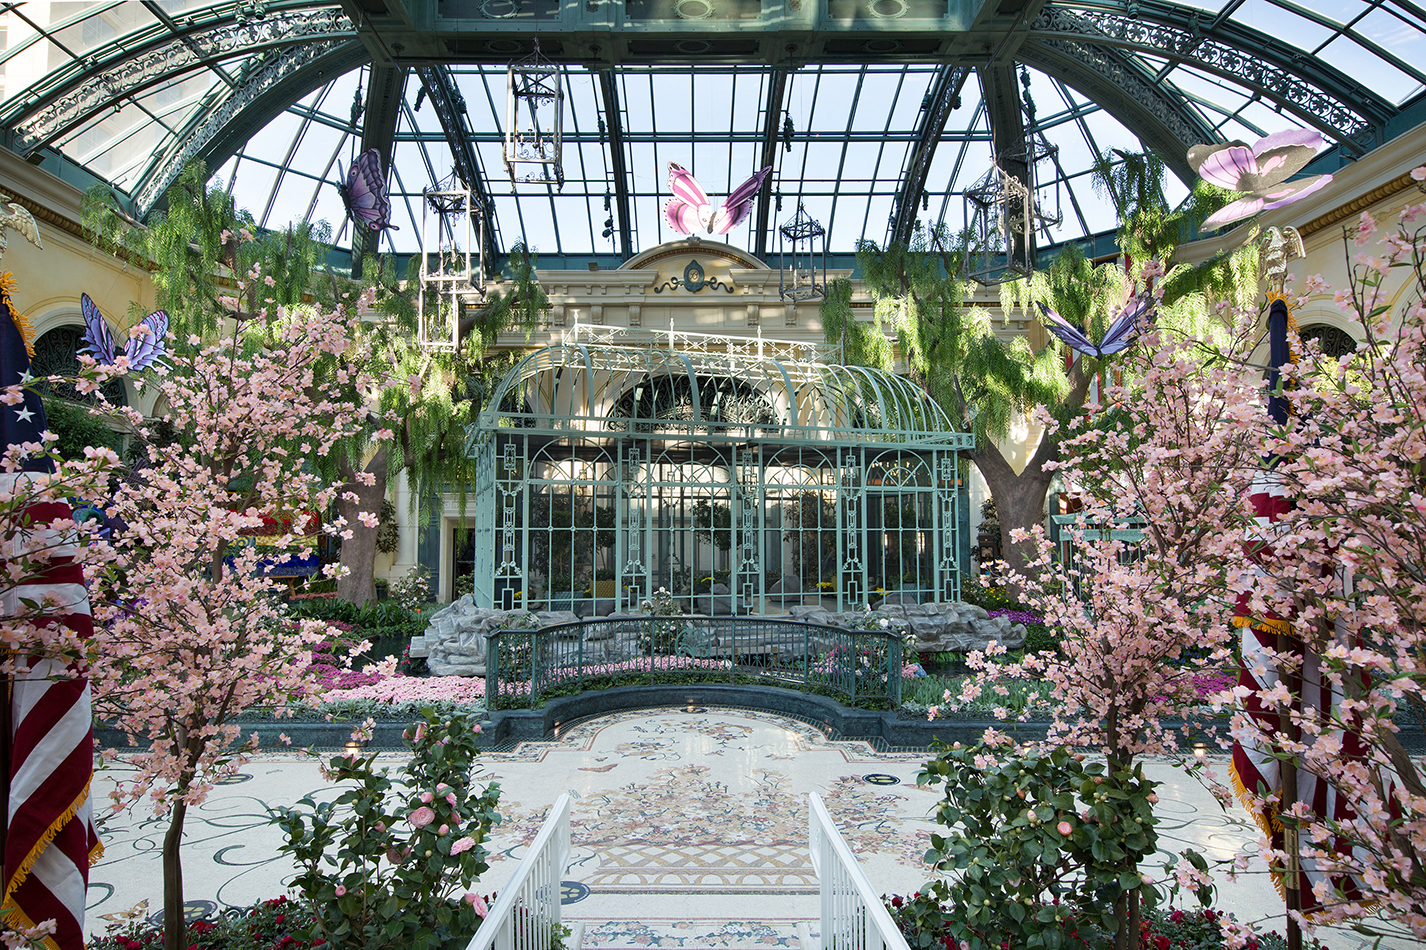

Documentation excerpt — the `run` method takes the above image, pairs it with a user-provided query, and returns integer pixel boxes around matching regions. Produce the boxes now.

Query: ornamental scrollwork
[1031,38,1199,145]
[1030,8,1372,141]
[11,8,355,152]
[653,260,735,294]
[135,40,359,214]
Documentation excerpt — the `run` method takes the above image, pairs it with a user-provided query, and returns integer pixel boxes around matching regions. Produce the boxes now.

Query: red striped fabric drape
[1,486,103,950]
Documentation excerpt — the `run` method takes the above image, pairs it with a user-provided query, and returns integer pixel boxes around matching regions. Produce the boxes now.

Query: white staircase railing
[466,793,572,950]
[808,792,911,950]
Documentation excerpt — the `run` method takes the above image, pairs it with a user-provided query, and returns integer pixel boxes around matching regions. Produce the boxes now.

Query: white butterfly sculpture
[1188,130,1332,231]
[664,162,773,235]
[1036,297,1154,360]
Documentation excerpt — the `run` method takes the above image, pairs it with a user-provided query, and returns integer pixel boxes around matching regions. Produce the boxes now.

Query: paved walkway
[88,707,1412,950]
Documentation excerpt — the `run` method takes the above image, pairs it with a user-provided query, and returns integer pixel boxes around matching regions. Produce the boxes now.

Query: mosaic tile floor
[87,707,1413,950]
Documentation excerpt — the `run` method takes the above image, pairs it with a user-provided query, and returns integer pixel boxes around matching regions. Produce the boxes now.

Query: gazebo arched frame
[466,326,974,615]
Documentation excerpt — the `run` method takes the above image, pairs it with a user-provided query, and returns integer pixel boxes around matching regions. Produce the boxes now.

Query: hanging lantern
[503,39,565,190]
[418,179,485,353]
[778,202,827,301]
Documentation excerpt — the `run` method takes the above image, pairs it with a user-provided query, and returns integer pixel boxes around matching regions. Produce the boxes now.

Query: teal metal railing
[485,616,902,711]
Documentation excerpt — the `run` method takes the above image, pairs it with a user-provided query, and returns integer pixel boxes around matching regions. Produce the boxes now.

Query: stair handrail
[808,791,911,950]
[465,792,572,950]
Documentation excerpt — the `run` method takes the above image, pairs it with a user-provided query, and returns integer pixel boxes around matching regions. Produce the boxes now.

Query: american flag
[1231,295,1363,917]
[0,275,101,950]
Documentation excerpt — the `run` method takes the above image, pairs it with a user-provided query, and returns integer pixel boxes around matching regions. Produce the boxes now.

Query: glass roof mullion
[866,65,911,247]
[643,71,657,244]
[1268,0,1426,84]
[824,66,869,248]
[793,67,827,212]
[474,63,524,251]
[261,82,336,229]
[562,70,598,253]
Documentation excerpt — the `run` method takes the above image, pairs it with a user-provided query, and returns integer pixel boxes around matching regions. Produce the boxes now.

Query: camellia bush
[271,710,502,950]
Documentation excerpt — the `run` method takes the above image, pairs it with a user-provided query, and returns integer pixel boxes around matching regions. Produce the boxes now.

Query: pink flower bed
[322,674,486,704]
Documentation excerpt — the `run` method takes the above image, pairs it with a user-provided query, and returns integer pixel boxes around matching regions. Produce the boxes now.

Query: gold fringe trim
[1233,614,1295,636]
[1,896,63,950]
[2,780,92,906]
[1229,760,1289,902]
[0,272,35,358]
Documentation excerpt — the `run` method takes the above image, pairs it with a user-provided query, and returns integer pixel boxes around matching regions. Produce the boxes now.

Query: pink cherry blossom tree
[1221,195,1426,939]
[936,294,1269,948]
[87,301,381,950]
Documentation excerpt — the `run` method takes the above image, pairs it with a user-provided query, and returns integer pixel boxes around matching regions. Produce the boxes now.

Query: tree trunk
[336,445,389,606]
[162,798,188,950]
[972,442,1056,599]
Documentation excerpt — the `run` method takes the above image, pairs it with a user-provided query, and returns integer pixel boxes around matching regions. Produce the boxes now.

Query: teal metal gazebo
[467,325,974,615]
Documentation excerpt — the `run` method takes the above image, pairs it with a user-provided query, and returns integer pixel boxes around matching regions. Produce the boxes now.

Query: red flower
[1170,910,1184,923]
[1155,936,1171,950]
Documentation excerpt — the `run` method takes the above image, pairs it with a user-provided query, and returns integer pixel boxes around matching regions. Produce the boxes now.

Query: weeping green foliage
[84,163,260,342]
[819,277,892,371]
[1027,243,1128,344]
[829,227,1066,447]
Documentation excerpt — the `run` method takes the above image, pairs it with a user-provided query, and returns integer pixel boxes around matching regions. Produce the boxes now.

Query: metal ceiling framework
[414,64,501,260]
[1,0,1421,259]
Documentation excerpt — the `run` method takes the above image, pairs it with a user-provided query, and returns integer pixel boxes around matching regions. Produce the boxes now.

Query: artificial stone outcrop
[787,600,1026,653]
[407,596,579,677]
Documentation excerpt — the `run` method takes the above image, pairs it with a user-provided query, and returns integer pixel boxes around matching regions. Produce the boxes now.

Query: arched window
[1298,324,1357,359]
[31,325,128,407]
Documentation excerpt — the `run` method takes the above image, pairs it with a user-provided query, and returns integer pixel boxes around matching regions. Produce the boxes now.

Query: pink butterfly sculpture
[1188,130,1332,231]
[664,163,773,235]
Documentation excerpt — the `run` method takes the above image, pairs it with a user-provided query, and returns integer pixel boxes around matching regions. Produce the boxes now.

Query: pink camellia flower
[1057,821,1073,836]
[375,821,386,833]
[465,893,489,917]
[451,836,476,856]
[414,722,427,741]
[446,792,458,806]
[410,806,435,829]
[334,885,346,897]
[439,824,450,836]
[420,791,434,804]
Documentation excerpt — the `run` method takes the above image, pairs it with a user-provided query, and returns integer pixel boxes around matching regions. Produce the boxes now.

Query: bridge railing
[464,793,571,950]
[808,791,911,950]
[486,616,902,711]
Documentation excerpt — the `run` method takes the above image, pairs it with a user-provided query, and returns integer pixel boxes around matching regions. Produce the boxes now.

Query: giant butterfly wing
[1258,174,1331,210]
[124,310,169,371]
[340,148,397,233]
[1036,302,1097,358]
[665,163,711,235]
[1095,298,1151,357]
[80,293,117,365]
[1201,196,1265,231]
[708,165,772,235]
[1188,142,1256,191]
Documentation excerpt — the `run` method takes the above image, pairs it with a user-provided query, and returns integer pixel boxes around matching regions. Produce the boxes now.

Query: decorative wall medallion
[862,772,900,786]
[653,259,734,294]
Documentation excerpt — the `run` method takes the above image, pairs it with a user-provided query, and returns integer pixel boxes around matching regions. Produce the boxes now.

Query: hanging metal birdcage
[778,202,827,301]
[503,40,565,190]
[962,130,1064,286]
[418,181,486,352]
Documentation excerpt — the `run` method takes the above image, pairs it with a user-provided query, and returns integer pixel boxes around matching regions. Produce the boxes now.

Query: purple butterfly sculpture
[81,293,168,370]
[664,163,773,235]
[1189,130,1333,231]
[1036,297,1153,360]
[338,148,398,233]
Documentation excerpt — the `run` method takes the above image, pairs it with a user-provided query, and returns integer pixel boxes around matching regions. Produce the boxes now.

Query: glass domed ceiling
[2,0,1422,261]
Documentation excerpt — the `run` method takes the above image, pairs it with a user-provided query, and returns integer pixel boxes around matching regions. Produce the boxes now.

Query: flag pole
[1261,230,1304,950]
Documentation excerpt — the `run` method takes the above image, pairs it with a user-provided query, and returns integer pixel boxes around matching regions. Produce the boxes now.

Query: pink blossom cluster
[1218,200,1426,935]
[83,303,377,818]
